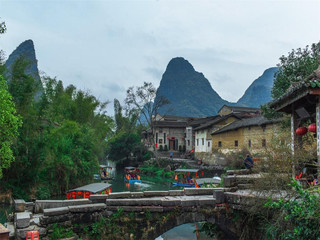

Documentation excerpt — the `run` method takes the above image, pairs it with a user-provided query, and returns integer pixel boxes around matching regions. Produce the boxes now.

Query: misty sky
[1,0,319,114]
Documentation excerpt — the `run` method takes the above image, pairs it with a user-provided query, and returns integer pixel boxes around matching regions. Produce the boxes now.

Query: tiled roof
[193,112,256,131]
[217,105,260,114]
[211,116,280,135]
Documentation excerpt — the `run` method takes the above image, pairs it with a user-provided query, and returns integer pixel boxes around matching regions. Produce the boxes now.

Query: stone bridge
[7,171,271,240]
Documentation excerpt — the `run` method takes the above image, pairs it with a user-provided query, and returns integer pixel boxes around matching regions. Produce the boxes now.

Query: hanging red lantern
[308,123,316,133]
[296,127,308,136]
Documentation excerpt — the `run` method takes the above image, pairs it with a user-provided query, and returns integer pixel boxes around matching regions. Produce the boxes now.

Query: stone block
[14,199,25,212]
[35,199,91,213]
[181,199,198,207]
[107,192,131,199]
[15,212,30,229]
[130,192,144,198]
[68,203,106,213]
[40,214,71,225]
[44,207,69,216]
[168,190,184,196]
[161,198,181,207]
[106,199,137,206]
[143,191,168,197]
[135,198,162,206]
[184,188,215,196]
[106,205,164,212]
[223,176,236,187]
[89,194,109,203]
[198,198,216,206]
[213,190,225,204]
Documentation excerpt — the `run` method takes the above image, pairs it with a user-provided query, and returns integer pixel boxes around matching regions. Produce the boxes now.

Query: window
[159,128,163,133]
[218,141,222,147]
[156,133,158,143]
[159,139,163,144]
[248,139,251,148]
[202,138,204,145]
[197,139,199,146]
[235,140,238,147]
[208,141,210,147]
[262,139,266,147]
[164,133,166,144]
[188,140,190,146]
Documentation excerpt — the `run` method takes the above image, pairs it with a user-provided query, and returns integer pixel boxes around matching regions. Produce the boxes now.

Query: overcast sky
[1,0,319,114]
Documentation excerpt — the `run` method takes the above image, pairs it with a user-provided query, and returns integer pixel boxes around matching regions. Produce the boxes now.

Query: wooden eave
[271,87,320,113]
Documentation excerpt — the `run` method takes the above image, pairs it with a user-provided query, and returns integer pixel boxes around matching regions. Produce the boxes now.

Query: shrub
[179,145,182,152]
[264,180,320,239]
[159,145,163,151]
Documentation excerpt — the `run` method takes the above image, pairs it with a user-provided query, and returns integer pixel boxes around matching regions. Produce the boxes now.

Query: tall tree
[125,82,169,156]
[0,75,22,178]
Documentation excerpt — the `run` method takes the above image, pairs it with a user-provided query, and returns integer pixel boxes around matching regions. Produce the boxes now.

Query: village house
[194,114,241,153]
[193,105,261,154]
[211,116,280,154]
[152,115,197,151]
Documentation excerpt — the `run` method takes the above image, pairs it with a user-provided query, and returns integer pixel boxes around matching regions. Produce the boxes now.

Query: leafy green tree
[41,121,99,195]
[0,75,22,178]
[107,131,142,161]
[272,42,320,99]
[263,41,320,118]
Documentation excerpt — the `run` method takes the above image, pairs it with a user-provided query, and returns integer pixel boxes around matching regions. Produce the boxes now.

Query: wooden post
[316,99,320,176]
[291,105,299,178]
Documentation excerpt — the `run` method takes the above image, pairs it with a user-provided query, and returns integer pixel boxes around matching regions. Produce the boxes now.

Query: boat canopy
[174,168,200,173]
[67,183,112,194]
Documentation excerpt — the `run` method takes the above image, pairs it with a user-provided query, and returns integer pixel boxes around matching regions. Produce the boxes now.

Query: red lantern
[308,123,316,133]
[296,127,308,136]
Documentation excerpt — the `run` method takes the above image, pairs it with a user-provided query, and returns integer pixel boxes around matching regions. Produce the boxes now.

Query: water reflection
[155,223,216,240]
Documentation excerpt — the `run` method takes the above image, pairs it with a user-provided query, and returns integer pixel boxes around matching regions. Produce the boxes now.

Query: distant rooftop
[211,116,280,135]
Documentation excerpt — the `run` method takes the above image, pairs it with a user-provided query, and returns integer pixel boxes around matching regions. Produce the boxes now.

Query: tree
[0,75,22,178]
[125,82,169,156]
[272,42,320,99]
[0,20,6,34]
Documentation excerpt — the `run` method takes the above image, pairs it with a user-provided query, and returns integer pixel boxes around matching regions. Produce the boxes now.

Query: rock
[15,212,30,229]
[14,199,26,212]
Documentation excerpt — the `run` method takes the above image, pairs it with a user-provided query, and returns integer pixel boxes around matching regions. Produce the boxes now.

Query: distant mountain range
[236,67,278,108]
[4,41,278,117]
[155,57,278,117]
